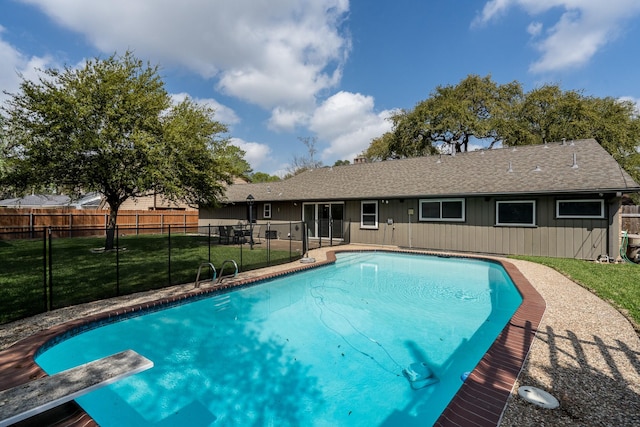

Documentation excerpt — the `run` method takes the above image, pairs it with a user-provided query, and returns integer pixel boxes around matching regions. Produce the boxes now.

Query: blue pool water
[36,252,522,426]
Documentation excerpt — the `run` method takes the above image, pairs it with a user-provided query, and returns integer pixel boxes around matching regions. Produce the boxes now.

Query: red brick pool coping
[0,249,544,427]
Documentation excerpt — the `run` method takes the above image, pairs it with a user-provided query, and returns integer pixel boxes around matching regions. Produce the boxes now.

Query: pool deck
[1,245,639,426]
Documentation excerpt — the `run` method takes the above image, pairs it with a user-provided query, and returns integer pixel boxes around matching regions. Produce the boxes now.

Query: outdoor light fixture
[246,194,254,249]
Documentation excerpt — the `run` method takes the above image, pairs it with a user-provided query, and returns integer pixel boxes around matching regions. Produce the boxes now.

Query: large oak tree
[364,75,640,182]
[2,51,239,249]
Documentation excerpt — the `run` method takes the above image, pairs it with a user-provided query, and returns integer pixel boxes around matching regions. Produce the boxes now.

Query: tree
[363,76,640,183]
[365,75,522,159]
[333,159,350,166]
[285,136,323,177]
[2,51,237,249]
[250,172,281,183]
[212,141,252,181]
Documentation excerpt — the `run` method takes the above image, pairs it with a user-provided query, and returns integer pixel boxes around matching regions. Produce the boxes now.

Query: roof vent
[507,161,513,173]
[572,153,579,169]
[533,165,542,172]
[436,154,442,164]
[561,138,566,145]
[512,147,517,152]
[570,140,575,146]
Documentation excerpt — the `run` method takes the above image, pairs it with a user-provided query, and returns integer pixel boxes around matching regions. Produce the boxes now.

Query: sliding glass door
[303,202,344,240]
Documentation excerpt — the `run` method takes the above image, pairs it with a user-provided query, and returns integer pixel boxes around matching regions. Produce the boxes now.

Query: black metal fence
[0,221,347,325]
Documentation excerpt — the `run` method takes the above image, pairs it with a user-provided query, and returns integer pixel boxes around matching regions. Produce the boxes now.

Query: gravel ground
[499,258,640,427]
[1,247,639,426]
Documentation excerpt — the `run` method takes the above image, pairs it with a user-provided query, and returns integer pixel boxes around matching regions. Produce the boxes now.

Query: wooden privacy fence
[621,205,640,234]
[0,208,198,239]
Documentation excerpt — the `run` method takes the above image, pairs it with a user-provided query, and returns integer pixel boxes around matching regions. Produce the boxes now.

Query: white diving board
[0,349,153,427]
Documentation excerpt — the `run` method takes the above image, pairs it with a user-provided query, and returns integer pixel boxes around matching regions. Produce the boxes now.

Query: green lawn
[511,256,640,330]
[0,233,297,324]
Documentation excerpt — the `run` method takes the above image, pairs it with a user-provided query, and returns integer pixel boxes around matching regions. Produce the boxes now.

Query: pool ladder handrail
[217,259,238,284]
[195,262,217,288]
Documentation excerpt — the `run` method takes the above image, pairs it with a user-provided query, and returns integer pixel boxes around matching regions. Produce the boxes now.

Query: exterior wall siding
[201,194,617,259]
[199,202,301,226]
[345,196,611,260]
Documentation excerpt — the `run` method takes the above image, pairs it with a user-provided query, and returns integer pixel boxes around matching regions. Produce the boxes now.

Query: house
[0,192,195,211]
[0,194,74,208]
[200,139,640,260]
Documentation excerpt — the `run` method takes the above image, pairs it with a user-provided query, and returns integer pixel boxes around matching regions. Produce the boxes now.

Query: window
[496,200,536,226]
[263,203,272,219]
[419,198,465,221]
[556,199,604,219]
[360,200,378,229]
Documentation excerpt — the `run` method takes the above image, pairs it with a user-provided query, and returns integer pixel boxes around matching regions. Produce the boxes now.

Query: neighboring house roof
[221,139,640,203]
[71,192,103,209]
[0,193,104,209]
[0,194,72,208]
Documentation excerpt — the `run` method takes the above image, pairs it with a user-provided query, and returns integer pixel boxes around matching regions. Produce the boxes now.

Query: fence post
[167,224,171,285]
[208,224,211,263]
[239,232,243,272]
[42,229,47,312]
[329,218,333,247]
[303,222,308,256]
[266,222,271,266]
[47,227,53,311]
[289,222,292,262]
[116,226,120,296]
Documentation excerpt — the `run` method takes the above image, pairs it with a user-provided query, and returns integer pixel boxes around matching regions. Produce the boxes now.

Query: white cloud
[309,91,396,163]
[0,26,53,103]
[170,93,240,126]
[474,0,640,73]
[19,0,351,110]
[527,21,542,37]
[230,137,272,172]
[267,107,310,132]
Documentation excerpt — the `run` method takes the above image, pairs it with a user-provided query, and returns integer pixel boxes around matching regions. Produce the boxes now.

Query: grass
[0,233,298,324]
[511,255,640,330]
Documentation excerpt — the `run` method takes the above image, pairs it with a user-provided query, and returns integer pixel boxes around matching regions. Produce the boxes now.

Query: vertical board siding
[344,196,611,259]
[201,195,615,259]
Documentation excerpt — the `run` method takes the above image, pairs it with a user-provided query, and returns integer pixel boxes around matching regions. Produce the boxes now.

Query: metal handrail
[195,262,217,288]
[217,259,238,284]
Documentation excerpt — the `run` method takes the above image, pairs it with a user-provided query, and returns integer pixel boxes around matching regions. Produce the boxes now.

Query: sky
[1,0,640,176]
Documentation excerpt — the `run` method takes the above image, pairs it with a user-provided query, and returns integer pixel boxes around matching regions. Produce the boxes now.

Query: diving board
[0,349,153,427]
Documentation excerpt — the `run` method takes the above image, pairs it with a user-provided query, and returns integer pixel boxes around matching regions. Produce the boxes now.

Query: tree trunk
[105,205,119,251]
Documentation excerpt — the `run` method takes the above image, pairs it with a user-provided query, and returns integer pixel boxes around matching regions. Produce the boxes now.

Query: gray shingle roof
[0,194,72,208]
[222,139,640,203]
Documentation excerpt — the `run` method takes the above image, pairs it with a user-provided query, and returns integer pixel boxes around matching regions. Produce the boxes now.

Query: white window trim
[496,200,536,227]
[263,203,272,219]
[419,198,465,222]
[556,199,605,219]
[360,200,378,229]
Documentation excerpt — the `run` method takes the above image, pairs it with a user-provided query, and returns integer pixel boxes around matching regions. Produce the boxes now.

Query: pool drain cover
[518,386,559,409]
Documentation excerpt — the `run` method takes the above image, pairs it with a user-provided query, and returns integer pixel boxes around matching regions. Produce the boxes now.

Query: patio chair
[218,225,233,245]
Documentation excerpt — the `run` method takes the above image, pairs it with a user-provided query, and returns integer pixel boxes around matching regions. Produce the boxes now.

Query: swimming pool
[35,252,523,426]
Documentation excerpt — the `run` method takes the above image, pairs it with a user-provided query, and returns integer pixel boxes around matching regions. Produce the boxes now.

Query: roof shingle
[222,139,640,203]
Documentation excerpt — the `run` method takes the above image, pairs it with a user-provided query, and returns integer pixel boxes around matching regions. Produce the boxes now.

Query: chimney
[353,156,367,164]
